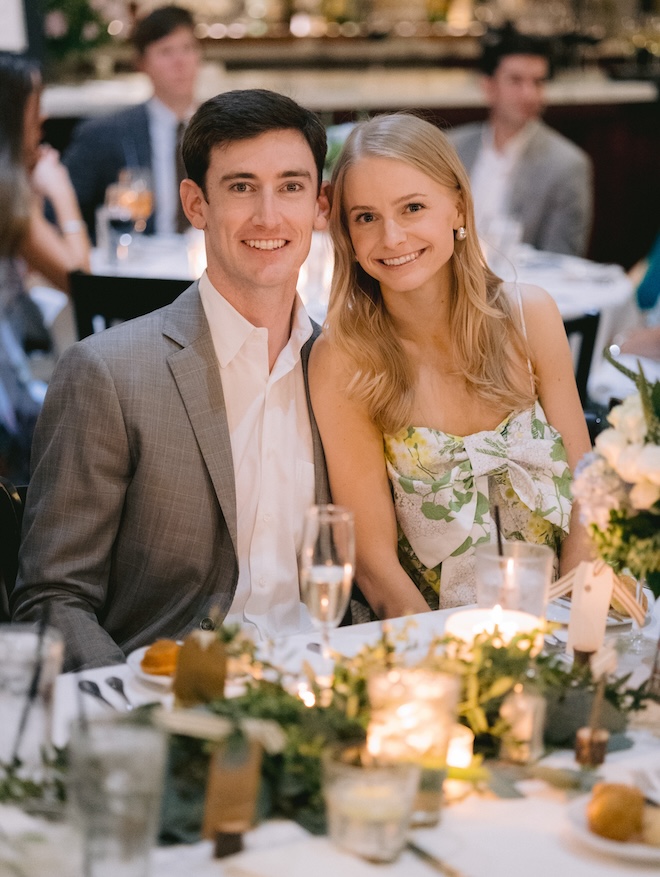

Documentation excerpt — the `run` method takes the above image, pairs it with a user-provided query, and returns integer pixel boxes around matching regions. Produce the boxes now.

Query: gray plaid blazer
[11,282,330,670]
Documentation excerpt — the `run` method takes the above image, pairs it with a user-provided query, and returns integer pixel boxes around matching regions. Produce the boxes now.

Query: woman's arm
[17,145,90,292]
[520,284,593,575]
[309,337,430,618]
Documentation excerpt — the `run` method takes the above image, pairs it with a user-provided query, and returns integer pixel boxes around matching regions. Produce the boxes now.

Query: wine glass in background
[104,169,154,261]
[119,168,153,235]
[300,504,355,660]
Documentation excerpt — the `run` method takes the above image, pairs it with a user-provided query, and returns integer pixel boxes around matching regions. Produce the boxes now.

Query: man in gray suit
[447,26,593,256]
[64,5,200,240]
[12,89,331,671]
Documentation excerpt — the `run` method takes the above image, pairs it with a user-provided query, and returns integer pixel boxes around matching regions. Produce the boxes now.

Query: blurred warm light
[107,20,123,36]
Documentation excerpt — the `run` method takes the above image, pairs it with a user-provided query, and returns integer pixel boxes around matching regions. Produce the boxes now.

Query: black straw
[493,505,504,556]
[11,604,51,764]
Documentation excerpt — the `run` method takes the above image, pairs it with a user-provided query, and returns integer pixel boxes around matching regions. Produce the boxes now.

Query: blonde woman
[309,114,591,620]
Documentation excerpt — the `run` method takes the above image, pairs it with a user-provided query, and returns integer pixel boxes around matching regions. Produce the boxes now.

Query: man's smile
[244,239,288,250]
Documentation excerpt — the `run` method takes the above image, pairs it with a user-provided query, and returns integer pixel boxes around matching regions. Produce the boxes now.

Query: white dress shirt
[470,121,538,237]
[146,98,191,236]
[198,272,317,640]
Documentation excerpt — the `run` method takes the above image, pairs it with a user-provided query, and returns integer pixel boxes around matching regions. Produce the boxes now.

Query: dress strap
[513,282,535,395]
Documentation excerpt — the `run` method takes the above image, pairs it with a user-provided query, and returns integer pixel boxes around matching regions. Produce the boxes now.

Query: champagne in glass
[300,505,354,660]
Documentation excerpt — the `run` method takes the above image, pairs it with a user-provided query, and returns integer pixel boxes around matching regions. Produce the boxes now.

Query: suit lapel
[302,323,331,505]
[163,286,238,554]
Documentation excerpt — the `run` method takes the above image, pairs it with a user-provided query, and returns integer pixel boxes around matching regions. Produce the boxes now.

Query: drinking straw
[493,505,504,556]
[11,603,51,763]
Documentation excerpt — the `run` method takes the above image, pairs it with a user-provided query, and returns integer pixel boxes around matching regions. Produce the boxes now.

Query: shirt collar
[198,272,313,370]
[484,119,539,159]
[147,96,194,126]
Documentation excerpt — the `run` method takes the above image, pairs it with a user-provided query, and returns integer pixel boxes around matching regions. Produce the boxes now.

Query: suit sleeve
[11,341,132,670]
[536,151,594,257]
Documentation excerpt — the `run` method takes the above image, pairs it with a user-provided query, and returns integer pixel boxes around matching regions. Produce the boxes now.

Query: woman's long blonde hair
[326,113,536,434]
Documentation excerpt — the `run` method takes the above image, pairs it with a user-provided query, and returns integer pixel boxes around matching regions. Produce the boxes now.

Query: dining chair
[563,311,601,408]
[0,476,26,622]
[69,271,191,339]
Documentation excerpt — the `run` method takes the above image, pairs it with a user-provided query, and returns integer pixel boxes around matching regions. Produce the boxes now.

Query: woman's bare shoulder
[501,281,562,327]
[309,332,353,384]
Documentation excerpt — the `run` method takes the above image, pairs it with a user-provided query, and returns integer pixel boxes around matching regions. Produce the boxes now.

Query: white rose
[630,479,660,510]
[595,428,628,470]
[615,444,646,483]
[635,444,660,487]
[608,393,646,444]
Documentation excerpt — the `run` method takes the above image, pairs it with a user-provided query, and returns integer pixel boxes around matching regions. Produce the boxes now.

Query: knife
[406,840,466,877]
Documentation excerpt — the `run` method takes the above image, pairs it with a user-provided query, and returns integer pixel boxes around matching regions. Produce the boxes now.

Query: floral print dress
[384,401,572,609]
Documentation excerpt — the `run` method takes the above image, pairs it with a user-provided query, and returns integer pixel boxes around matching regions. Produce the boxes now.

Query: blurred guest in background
[64,5,201,240]
[0,52,89,481]
[448,25,593,257]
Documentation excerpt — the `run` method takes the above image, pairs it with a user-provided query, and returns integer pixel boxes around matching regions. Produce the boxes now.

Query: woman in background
[310,114,591,620]
[0,52,89,480]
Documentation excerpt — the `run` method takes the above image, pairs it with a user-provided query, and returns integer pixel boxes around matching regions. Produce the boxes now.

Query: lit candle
[567,562,615,656]
[366,669,459,763]
[446,724,474,769]
[444,607,543,654]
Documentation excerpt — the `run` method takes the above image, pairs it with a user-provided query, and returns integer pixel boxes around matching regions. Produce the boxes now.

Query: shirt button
[199,616,216,631]
[263,513,271,522]
[258,577,266,586]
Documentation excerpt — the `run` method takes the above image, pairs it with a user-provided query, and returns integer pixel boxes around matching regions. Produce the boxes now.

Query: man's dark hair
[480,23,554,78]
[132,5,195,55]
[182,89,328,194]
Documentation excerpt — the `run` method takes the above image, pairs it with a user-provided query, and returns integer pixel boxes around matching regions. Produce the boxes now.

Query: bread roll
[140,638,181,676]
[586,783,645,842]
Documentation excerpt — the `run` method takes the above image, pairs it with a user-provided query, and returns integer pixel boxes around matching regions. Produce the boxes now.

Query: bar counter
[42,64,657,118]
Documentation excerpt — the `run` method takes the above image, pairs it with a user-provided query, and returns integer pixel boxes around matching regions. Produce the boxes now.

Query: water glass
[67,718,167,877]
[323,746,419,863]
[0,624,64,777]
[475,542,553,618]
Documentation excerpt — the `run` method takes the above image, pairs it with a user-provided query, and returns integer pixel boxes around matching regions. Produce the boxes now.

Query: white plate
[126,644,176,688]
[566,797,660,863]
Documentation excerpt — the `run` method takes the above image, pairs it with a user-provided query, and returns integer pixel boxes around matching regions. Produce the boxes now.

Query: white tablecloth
[40,601,660,877]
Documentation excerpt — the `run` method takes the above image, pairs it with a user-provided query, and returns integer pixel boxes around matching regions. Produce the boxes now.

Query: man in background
[64,5,200,240]
[448,25,593,256]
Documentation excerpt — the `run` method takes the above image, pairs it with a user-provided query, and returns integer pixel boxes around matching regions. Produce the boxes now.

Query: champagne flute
[299,505,355,660]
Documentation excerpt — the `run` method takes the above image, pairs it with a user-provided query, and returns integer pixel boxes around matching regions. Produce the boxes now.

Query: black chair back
[70,271,191,339]
[563,311,601,407]
[0,477,26,621]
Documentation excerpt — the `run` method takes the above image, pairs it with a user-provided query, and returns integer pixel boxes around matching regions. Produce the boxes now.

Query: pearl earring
[455,226,467,241]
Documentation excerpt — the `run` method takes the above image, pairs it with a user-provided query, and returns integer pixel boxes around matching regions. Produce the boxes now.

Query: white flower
[635,444,660,487]
[607,393,647,444]
[573,453,629,529]
[595,428,628,470]
[615,443,647,484]
[630,480,660,510]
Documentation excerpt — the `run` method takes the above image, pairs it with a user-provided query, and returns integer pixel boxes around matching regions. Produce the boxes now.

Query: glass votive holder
[366,669,460,827]
[0,624,64,781]
[323,745,420,863]
[475,542,553,618]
